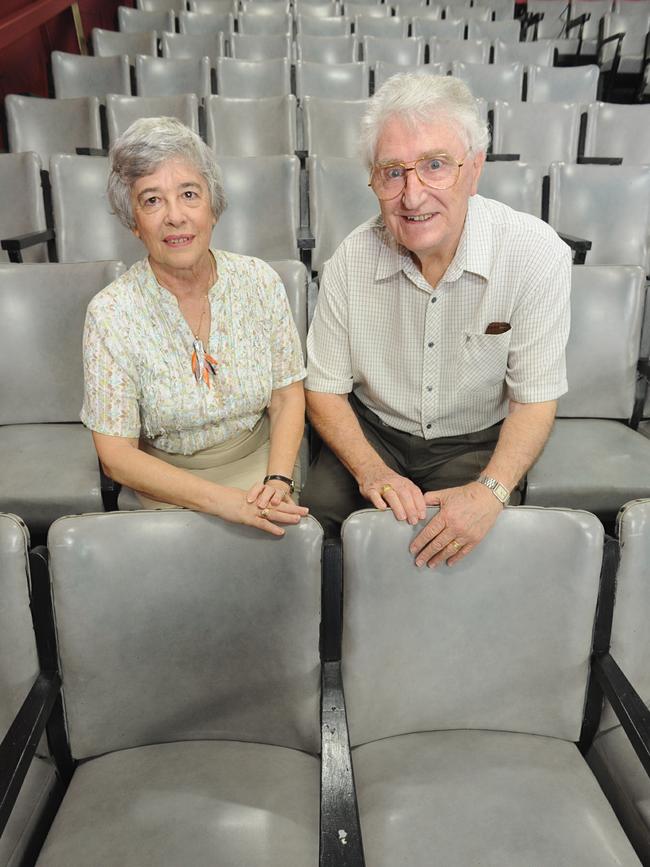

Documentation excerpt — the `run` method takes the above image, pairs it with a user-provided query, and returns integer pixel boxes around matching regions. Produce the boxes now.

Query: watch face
[494,483,509,502]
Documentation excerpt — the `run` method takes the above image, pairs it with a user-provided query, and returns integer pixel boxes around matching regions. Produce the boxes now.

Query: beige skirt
[135,414,300,509]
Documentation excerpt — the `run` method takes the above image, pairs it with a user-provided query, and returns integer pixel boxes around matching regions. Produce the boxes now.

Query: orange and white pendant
[191,338,218,387]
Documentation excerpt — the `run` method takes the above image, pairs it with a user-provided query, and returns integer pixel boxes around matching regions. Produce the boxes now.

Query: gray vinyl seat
[354,16,409,38]
[237,11,293,34]
[0,514,61,867]
[5,94,101,166]
[493,37,556,65]
[308,155,377,273]
[526,63,600,102]
[212,155,301,260]
[341,506,643,867]
[467,17,521,40]
[492,100,583,163]
[362,35,425,66]
[91,28,157,62]
[296,15,352,36]
[229,33,293,60]
[31,510,323,867]
[106,93,200,144]
[161,31,225,64]
[189,0,237,11]
[205,94,296,156]
[452,60,524,102]
[295,60,369,99]
[583,102,650,165]
[216,57,291,97]
[478,0,514,20]
[51,51,130,100]
[0,152,49,264]
[50,154,145,266]
[410,18,464,40]
[302,97,369,157]
[0,262,124,535]
[587,499,650,864]
[566,0,610,56]
[374,60,447,87]
[525,265,650,519]
[295,34,359,63]
[345,1,390,16]
[453,4,492,20]
[429,37,490,65]
[117,5,176,33]
[134,55,212,98]
[478,161,545,218]
[137,0,181,10]
[526,0,570,39]
[599,10,650,74]
[177,10,234,34]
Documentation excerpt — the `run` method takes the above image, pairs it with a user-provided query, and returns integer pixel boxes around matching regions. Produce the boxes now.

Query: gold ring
[259,507,270,519]
[380,484,393,496]
[450,540,462,552]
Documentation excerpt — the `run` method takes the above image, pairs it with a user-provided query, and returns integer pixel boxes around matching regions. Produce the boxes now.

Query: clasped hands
[243,478,308,536]
[360,467,504,567]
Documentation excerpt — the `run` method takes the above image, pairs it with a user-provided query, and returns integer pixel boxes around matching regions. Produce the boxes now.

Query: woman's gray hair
[360,73,490,168]
[107,116,227,229]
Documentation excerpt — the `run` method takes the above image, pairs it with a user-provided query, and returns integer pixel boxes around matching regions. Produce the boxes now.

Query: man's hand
[358,465,427,526]
[409,482,504,567]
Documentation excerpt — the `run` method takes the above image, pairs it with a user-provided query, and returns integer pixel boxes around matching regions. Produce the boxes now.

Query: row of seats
[1,501,650,864]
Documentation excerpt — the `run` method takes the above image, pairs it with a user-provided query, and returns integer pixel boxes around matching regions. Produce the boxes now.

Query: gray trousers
[302,394,517,537]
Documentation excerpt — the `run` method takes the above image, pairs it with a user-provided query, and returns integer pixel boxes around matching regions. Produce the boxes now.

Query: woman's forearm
[266,381,306,480]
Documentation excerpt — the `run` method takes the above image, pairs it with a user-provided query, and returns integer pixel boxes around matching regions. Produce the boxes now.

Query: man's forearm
[481,399,557,492]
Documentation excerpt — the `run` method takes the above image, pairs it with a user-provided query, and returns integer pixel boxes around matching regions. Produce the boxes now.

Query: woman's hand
[246,478,293,508]
[217,485,308,537]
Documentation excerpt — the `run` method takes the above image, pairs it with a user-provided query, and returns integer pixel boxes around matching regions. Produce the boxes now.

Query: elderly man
[302,73,571,566]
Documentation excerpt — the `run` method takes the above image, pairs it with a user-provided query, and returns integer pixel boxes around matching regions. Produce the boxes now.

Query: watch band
[477,475,510,504]
[263,474,295,494]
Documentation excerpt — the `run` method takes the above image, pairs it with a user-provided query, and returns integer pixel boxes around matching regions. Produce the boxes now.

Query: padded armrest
[593,653,650,779]
[486,153,521,162]
[577,156,623,165]
[297,226,316,250]
[0,671,60,837]
[558,233,592,265]
[0,229,55,263]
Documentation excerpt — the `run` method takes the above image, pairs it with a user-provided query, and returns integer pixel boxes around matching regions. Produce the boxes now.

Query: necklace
[190,255,218,387]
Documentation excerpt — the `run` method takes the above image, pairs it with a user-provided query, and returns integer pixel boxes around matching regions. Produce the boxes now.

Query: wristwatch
[264,474,295,494]
[477,475,510,505]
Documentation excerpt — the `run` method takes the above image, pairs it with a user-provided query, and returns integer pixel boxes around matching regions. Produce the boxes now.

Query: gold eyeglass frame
[368,153,466,200]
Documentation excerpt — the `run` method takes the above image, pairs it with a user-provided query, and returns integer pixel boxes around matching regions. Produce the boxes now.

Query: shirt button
[431,296,437,303]
[426,385,433,392]
[426,423,432,430]
[428,341,434,348]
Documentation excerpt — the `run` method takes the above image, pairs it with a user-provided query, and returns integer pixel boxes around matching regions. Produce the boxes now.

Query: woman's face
[130,158,216,277]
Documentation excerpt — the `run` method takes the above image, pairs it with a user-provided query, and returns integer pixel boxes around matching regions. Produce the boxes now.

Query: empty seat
[117,5,175,32]
[135,55,212,97]
[452,60,524,102]
[411,18,464,39]
[429,37,490,65]
[492,100,582,163]
[91,28,157,62]
[5,94,102,165]
[374,60,447,88]
[51,51,130,100]
[106,93,200,144]
[302,96,368,158]
[206,94,297,156]
[161,31,225,63]
[478,161,545,218]
[525,0,570,39]
[229,33,292,59]
[0,152,49,264]
[296,14,352,35]
[237,10,293,34]
[583,102,650,165]
[354,15,409,38]
[598,10,650,76]
[345,1,390,16]
[295,34,359,63]
[137,0,181,10]
[189,0,236,11]
[362,35,424,65]
[216,57,291,97]
[493,37,555,65]
[177,9,234,34]
[526,63,600,102]
[0,262,124,535]
[467,17,521,40]
[295,60,369,99]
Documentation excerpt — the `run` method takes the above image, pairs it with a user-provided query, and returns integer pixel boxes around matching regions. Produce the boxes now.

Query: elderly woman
[81,117,307,535]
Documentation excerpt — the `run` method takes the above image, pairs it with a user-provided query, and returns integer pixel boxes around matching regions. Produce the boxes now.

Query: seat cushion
[525,419,650,519]
[0,424,102,534]
[0,757,59,867]
[36,740,319,867]
[589,725,650,863]
[353,730,641,867]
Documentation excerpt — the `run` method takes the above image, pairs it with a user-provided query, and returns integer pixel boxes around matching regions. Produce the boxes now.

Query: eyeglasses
[368,153,466,201]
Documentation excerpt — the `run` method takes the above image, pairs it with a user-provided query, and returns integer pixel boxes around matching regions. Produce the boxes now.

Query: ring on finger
[259,507,270,519]
[380,484,393,496]
[449,539,462,552]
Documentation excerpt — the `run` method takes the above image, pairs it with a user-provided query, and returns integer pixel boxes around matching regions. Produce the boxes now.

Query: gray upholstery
[467,18,521,40]
[525,266,650,517]
[429,37,490,65]
[161,31,225,63]
[0,514,59,867]
[216,57,291,97]
[91,27,157,62]
[0,262,124,532]
[374,60,447,87]
[547,163,650,271]
[478,161,545,218]
[230,33,292,60]
[212,155,300,259]
[295,34,358,63]
[493,37,555,65]
[138,0,181,11]
[492,100,582,163]
[190,0,237,11]
[302,96,368,158]
[341,506,642,866]
[106,93,200,144]
[5,95,102,164]
[308,155,378,273]
[206,94,296,156]
[50,154,145,266]
[453,4,492,19]
[178,10,234,35]
[599,10,650,73]
[526,63,599,103]
[452,60,524,102]
[362,35,424,66]
[411,18,464,39]
[117,5,175,33]
[268,259,310,360]
[0,152,48,264]
[584,102,650,165]
[296,15,352,36]
[526,0,569,39]
[354,16,409,38]
[51,51,130,100]
[345,1,390,16]
[295,60,369,99]
[238,11,292,35]
[135,55,211,98]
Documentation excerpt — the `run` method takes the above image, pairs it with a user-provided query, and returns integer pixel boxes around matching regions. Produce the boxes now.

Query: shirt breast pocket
[457,330,512,392]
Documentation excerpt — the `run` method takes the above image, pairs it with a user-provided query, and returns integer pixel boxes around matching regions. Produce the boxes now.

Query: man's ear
[469,150,486,197]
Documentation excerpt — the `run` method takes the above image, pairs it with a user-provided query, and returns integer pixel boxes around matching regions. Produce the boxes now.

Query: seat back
[138,0,181,11]
[492,100,582,163]
[50,154,145,266]
[308,155,378,272]
[216,57,291,97]
[47,511,322,759]
[411,17,464,39]
[268,259,310,359]
[302,96,368,157]
[362,35,424,65]
[526,63,599,102]
[106,93,200,144]
[295,34,359,63]
[238,11,293,34]
[190,0,237,11]
[178,9,234,34]
[455,4,493,20]
[569,0,611,41]
[493,37,555,65]
[557,265,645,419]
[467,18,521,40]
[161,31,225,63]
[600,11,650,70]
[477,161,545,218]
[51,51,131,100]
[429,37,490,65]
[0,262,124,424]
[213,155,300,259]
[345,0,390,15]
[374,60,447,87]
[295,60,369,99]
[92,27,157,62]
[452,60,524,101]
[6,95,102,165]
[296,15,352,35]
[342,507,604,746]
[548,163,650,272]
[355,15,409,38]
[584,102,650,166]
[0,152,48,264]
[118,5,176,33]
[206,94,296,155]
[135,55,211,98]
[229,33,293,59]
[526,0,570,39]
